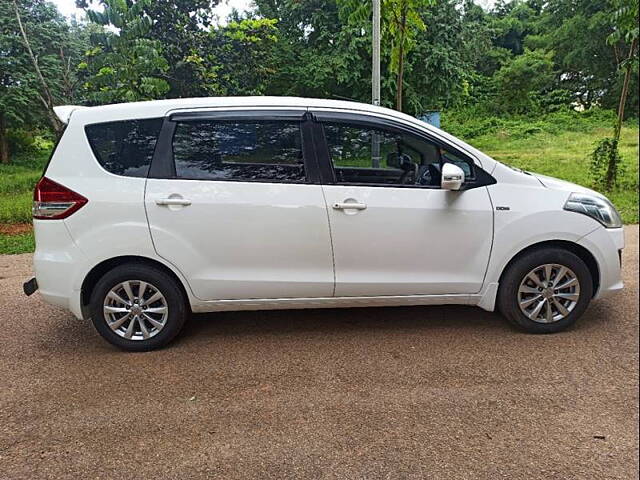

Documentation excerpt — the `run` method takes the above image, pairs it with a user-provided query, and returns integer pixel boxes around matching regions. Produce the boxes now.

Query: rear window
[85,118,163,177]
[172,120,305,182]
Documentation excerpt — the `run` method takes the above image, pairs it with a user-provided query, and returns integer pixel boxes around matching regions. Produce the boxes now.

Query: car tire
[498,247,593,334]
[89,263,188,351]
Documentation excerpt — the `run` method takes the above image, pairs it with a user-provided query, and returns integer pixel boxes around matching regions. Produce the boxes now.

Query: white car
[24,97,624,351]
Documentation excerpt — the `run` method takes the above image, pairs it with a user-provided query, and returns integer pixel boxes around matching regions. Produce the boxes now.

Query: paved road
[1,227,638,479]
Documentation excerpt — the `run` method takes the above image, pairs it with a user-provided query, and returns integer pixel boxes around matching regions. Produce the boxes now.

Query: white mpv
[24,97,625,351]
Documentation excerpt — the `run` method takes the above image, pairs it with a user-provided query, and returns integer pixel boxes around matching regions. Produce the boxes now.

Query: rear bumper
[578,226,625,299]
[33,220,86,319]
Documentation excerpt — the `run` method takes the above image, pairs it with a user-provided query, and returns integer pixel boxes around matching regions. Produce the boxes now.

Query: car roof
[62,96,417,125]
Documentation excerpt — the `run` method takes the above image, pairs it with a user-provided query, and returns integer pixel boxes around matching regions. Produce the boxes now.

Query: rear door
[311,110,495,297]
[145,109,334,301]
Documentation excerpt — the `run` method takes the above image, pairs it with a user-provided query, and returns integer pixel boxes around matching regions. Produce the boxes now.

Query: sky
[51,0,496,22]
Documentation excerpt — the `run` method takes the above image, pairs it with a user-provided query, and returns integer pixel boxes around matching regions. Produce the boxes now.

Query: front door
[145,110,334,301]
[312,114,494,297]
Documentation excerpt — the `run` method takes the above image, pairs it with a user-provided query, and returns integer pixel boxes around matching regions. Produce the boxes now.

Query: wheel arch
[80,255,192,317]
[498,240,600,297]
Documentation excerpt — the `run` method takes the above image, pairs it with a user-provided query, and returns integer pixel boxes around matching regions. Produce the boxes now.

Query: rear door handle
[333,202,367,210]
[155,197,192,206]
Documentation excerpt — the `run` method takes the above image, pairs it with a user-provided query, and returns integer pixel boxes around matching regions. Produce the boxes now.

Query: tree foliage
[79,0,170,104]
[0,0,638,167]
[589,0,638,190]
[190,18,280,96]
[1,0,84,162]
[493,48,555,113]
[143,0,221,98]
[252,0,371,101]
[337,0,434,110]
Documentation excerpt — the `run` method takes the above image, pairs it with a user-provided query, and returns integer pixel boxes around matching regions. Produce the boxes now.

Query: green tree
[527,0,620,110]
[77,0,221,98]
[1,0,84,162]
[338,0,434,111]
[144,0,221,98]
[0,1,32,163]
[493,48,555,113]
[608,0,639,139]
[58,19,92,104]
[386,0,433,111]
[80,0,170,104]
[402,0,493,114]
[590,0,639,191]
[252,0,372,101]
[198,18,280,96]
[490,0,539,55]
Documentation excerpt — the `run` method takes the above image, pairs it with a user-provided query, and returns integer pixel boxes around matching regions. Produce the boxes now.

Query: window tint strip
[170,110,306,122]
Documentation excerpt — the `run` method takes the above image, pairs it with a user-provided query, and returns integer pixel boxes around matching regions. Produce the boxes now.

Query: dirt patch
[0,223,32,235]
[0,226,638,479]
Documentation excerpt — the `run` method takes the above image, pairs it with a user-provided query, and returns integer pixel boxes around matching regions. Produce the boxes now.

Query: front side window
[322,122,474,187]
[172,120,306,182]
[85,118,163,177]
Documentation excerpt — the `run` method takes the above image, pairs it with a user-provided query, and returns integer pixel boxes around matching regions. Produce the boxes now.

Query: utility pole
[371,0,381,167]
[372,0,381,107]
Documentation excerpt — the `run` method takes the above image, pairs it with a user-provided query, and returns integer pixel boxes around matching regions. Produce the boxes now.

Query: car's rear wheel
[89,263,188,351]
[498,247,593,333]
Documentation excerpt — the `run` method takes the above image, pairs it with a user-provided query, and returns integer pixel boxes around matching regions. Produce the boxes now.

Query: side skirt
[190,293,484,313]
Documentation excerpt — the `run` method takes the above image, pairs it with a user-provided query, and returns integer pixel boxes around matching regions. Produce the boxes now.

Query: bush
[441,108,617,140]
[7,129,38,155]
[589,137,624,191]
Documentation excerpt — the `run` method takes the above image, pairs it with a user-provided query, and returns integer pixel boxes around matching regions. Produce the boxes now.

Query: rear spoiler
[53,105,87,124]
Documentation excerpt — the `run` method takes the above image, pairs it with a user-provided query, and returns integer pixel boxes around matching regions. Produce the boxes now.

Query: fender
[479,180,604,311]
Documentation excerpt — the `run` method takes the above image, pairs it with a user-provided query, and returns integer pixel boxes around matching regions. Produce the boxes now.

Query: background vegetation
[0,0,638,254]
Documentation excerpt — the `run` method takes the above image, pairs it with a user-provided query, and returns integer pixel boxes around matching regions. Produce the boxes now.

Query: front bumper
[578,226,625,299]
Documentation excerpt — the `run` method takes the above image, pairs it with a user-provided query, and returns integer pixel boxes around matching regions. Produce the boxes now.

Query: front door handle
[155,197,192,206]
[333,202,367,210]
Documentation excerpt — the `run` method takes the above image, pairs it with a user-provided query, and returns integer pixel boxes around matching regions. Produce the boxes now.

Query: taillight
[33,177,88,220]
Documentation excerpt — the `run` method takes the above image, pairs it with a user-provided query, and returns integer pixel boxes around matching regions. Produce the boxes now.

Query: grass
[0,192,33,224]
[0,148,49,220]
[460,124,639,224]
[0,148,48,254]
[0,114,637,254]
[0,232,34,255]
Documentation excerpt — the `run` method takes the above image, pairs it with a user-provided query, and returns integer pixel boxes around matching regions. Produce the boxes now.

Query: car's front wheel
[89,263,188,351]
[498,247,594,333]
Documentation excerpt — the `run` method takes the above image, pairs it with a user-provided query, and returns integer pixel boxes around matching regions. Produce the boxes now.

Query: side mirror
[441,163,465,190]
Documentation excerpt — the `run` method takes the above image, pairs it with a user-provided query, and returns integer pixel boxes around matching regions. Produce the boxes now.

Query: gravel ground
[1,226,638,479]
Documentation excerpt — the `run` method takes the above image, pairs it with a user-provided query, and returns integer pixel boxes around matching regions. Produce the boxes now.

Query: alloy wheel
[517,264,581,323]
[103,280,169,340]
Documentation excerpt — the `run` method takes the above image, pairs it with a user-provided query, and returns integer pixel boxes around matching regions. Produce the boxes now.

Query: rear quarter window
[85,118,163,177]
